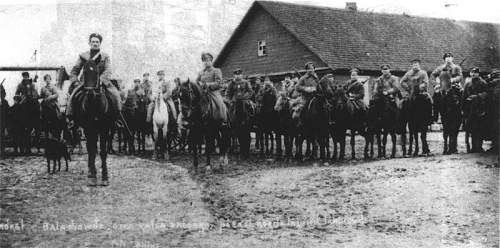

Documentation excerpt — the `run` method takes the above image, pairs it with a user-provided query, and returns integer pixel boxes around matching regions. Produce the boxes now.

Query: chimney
[346,2,357,11]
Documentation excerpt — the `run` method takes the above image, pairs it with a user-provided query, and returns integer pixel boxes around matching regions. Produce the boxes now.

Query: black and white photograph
[0,0,499,247]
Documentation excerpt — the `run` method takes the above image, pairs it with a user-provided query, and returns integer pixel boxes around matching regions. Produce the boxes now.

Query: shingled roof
[216,1,500,72]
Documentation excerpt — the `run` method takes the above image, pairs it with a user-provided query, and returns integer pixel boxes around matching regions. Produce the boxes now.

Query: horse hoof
[87,178,98,187]
[101,180,109,186]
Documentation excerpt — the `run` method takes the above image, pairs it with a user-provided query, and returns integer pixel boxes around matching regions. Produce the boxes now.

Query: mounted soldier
[430,52,464,93]
[227,68,255,120]
[373,64,401,102]
[485,69,499,153]
[250,76,263,103]
[400,58,431,101]
[195,52,228,124]
[15,71,39,104]
[66,33,122,121]
[40,74,61,119]
[291,62,318,120]
[462,67,488,152]
[345,67,367,113]
[141,72,153,100]
[146,70,177,124]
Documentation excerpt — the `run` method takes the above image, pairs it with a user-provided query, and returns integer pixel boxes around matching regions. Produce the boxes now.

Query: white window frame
[257,40,267,57]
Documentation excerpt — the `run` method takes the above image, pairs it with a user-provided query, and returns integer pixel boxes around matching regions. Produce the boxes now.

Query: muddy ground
[0,132,498,248]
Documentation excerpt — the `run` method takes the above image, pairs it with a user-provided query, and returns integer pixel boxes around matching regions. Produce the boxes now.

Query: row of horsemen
[3,50,498,160]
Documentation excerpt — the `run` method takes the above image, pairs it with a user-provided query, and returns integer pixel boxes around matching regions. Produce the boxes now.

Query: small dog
[44,138,71,174]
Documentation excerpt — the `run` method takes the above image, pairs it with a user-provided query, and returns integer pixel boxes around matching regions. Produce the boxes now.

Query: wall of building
[216,5,327,78]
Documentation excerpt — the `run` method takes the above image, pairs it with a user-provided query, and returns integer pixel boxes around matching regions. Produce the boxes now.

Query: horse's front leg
[401,131,407,157]
[390,132,397,158]
[152,125,158,158]
[382,131,388,158]
[85,129,98,186]
[163,126,169,160]
[443,130,448,155]
[465,131,471,153]
[413,132,419,157]
[99,129,109,186]
[350,131,356,160]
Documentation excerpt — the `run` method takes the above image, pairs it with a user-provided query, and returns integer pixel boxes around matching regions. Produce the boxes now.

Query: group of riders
[2,33,499,162]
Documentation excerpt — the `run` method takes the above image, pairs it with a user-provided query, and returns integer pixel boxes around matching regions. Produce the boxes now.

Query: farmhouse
[214,1,500,91]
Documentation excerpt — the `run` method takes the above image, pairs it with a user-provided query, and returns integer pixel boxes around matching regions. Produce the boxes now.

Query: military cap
[233,68,242,74]
[489,69,500,79]
[410,58,421,63]
[134,79,141,83]
[350,67,360,74]
[442,52,453,60]
[470,67,480,73]
[201,52,213,61]
[157,70,165,75]
[143,72,150,76]
[21,71,29,77]
[304,61,315,69]
[380,64,391,70]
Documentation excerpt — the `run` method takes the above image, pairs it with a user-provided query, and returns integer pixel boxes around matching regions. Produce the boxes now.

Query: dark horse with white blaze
[178,79,230,171]
[71,81,115,185]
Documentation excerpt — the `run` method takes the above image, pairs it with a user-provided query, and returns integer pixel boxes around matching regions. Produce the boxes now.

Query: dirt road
[1,132,498,247]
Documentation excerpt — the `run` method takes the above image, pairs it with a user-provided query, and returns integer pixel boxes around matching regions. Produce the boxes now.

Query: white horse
[152,91,169,159]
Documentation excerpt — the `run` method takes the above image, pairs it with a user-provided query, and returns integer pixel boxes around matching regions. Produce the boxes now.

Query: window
[257,40,267,56]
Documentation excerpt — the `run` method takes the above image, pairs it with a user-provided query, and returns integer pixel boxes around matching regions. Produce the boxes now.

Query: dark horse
[274,92,295,161]
[367,89,400,158]
[72,84,115,185]
[255,87,277,156]
[304,75,332,161]
[17,95,41,154]
[41,100,66,139]
[178,79,230,171]
[345,92,370,160]
[134,93,149,155]
[329,85,350,160]
[230,98,253,159]
[463,92,487,153]
[434,86,462,154]
[408,92,433,156]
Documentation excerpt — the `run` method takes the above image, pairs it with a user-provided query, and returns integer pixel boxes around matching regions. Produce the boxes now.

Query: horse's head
[80,87,109,122]
[179,78,202,121]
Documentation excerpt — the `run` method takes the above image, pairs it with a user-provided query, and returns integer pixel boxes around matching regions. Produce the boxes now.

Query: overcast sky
[0,0,498,67]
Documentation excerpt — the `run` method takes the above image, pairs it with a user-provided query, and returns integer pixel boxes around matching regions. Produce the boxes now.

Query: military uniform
[430,63,463,93]
[66,50,122,117]
[196,66,228,123]
[15,79,39,103]
[40,83,61,118]
[344,77,367,113]
[147,79,177,123]
[400,68,430,99]
[141,79,153,101]
[374,74,400,97]
[463,76,487,100]
[290,73,318,120]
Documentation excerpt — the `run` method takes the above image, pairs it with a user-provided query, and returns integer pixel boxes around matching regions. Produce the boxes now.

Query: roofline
[256,1,333,69]
[256,0,500,26]
[213,1,260,66]
[214,1,333,68]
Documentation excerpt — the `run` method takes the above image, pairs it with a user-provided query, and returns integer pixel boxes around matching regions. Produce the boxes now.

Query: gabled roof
[215,1,500,72]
